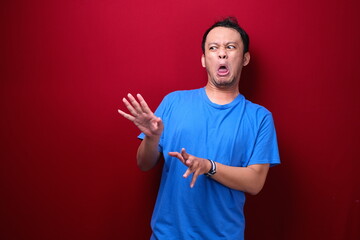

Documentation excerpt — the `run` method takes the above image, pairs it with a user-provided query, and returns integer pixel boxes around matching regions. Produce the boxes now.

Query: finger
[181,148,190,161]
[155,117,164,129]
[183,168,193,178]
[127,93,143,114]
[168,152,185,164]
[152,117,164,133]
[122,97,138,116]
[190,170,200,188]
[136,94,152,114]
[168,151,180,158]
[117,109,135,121]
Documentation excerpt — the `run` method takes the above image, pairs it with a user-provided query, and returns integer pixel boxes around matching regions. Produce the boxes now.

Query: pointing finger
[168,152,185,164]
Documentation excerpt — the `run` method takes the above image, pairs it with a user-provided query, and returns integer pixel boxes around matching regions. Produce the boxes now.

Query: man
[118,17,280,240]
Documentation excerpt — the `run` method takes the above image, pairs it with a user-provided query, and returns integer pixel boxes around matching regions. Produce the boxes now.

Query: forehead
[206,27,242,44]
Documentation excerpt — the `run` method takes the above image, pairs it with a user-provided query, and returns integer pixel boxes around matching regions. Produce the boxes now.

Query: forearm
[136,136,161,171]
[211,163,270,195]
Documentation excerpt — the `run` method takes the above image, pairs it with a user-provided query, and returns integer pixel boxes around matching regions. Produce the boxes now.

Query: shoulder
[243,98,273,123]
[244,98,271,114]
[156,88,203,114]
[163,88,203,102]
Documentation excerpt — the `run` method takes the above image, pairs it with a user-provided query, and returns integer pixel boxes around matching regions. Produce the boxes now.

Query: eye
[209,46,217,50]
[227,45,236,49]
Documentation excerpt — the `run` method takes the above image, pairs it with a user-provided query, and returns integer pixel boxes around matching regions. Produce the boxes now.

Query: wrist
[144,134,160,143]
[204,159,217,177]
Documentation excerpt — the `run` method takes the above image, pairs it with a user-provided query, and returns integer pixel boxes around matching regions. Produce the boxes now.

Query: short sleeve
[248,113,280,167]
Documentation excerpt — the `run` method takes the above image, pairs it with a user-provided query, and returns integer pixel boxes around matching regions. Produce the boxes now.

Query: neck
[205,83,240,105]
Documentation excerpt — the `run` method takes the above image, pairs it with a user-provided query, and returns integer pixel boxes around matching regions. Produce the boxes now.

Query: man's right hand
[118,93,163,138]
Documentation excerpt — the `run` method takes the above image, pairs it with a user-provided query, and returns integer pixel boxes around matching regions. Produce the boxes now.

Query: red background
[1,0,359,239]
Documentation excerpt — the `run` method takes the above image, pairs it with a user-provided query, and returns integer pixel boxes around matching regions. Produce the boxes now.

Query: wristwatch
[204,159,217,177]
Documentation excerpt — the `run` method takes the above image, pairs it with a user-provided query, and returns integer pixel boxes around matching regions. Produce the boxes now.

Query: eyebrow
[207,41,239,45]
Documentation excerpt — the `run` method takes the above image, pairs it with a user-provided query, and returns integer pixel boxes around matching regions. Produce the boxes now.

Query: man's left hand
[168,148,211,188]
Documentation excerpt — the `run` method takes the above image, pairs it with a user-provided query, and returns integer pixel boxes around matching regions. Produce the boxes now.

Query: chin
[214,78,236,87]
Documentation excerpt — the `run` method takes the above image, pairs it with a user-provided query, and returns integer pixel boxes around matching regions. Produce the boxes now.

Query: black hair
[201,17,249,54]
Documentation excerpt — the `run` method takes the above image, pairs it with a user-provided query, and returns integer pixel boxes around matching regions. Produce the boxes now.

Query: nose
[218,48,228,59]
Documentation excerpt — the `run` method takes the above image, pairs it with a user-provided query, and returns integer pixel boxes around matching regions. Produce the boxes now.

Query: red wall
[1,0,359,239]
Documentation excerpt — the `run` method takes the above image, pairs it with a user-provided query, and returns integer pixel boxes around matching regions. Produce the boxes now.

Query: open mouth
[217,65,229,76]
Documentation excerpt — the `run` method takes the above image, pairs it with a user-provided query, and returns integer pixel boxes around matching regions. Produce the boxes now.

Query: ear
[201,54,206,68]
[243,52,250,66]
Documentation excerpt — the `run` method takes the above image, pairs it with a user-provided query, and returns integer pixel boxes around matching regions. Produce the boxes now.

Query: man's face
[201,27,250,89]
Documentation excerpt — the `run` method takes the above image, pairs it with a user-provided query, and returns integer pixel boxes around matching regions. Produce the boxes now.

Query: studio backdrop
[1,0,359,239]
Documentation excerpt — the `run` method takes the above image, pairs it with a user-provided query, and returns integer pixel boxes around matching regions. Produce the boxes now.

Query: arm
[136,135,162,171]
[212,163,269,195]
[169,148,269,195]
[118,93,163,171]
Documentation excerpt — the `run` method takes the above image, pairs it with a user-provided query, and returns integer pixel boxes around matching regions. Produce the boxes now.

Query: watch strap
[204,159,216,177]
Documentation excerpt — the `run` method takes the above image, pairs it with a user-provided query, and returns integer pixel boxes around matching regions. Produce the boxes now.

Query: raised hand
[168,148,211,188]
[118,93,163,138]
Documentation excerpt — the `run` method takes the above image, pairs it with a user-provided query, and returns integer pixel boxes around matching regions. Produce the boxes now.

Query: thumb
[156,117,163,126]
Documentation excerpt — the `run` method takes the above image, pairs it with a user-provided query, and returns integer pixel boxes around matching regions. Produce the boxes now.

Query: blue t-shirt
[139,88,280,240]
